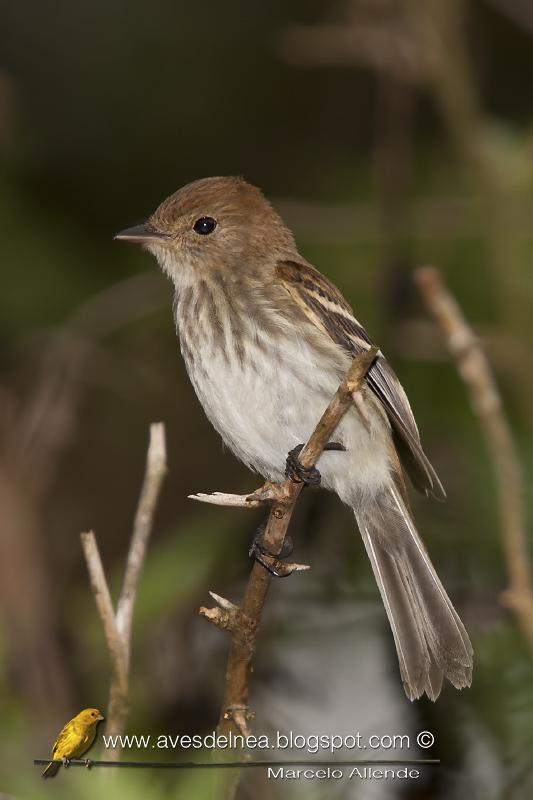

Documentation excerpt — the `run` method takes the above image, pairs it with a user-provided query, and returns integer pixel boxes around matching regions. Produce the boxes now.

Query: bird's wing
[52,723,74,759]
[52,722,96,759]
[275,259,445,500]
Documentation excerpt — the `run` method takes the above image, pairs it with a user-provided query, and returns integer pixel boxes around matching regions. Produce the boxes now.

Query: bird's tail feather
[42,761,60,778]
[354,484,473,701]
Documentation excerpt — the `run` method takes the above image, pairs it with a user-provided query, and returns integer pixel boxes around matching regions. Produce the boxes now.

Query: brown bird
[116,176,473,700]
[42,708,104,778]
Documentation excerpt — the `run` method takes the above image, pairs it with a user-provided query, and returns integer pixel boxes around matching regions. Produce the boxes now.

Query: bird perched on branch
[42,708,104,777]
[116,176,473,701]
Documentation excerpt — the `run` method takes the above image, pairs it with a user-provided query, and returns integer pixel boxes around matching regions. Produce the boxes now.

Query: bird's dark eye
[193,217,217,235]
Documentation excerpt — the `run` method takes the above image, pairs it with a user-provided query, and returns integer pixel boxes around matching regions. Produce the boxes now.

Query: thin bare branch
[80,531,127,686]
[81,423,167,755]
[188,491,266,508]
[415,267,533,652]
[116,423,167,662]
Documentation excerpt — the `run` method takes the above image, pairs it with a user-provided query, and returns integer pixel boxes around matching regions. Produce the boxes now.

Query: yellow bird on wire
[42,708,105,778]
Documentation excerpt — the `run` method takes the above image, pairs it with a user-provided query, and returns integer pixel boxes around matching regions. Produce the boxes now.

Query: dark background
[1,1,533,798]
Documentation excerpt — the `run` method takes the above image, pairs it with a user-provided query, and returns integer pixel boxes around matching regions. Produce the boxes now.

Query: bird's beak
[97,713,105,721]
[114,223,167,243]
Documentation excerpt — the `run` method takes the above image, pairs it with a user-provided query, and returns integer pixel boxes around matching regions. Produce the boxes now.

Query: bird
[115,175,473,701]
[42,708,104,777]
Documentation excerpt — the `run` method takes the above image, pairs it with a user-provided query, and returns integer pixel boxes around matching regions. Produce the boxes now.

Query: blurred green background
[1,1,533,798]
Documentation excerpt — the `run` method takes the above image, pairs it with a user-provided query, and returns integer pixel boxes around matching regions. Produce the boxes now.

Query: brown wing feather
[275,260,445,500]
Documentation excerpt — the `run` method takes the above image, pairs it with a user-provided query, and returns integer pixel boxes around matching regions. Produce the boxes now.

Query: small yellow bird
[42,708,105,778]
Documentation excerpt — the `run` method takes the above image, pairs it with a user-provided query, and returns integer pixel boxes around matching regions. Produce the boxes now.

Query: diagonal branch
[116,424,167,667]
[415,267,533,653]
[197,347,379,739]
[81,423,167,756]
[80,531,128,695]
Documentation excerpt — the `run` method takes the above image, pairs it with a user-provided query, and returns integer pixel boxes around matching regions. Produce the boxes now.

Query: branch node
[199,606,241,632]
[223,705,255,737]
[246,481,289,505]
[199,593,246,632]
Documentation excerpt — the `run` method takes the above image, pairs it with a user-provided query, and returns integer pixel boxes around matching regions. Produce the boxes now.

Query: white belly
[179,320,392,506]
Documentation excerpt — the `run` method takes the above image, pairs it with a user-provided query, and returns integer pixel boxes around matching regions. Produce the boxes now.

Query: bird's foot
[62,758,70,768]
[253,520,293,558]
[249,521,295,578]
[285,444,320,485]
[285,442,345,486]
[84,759,93,769]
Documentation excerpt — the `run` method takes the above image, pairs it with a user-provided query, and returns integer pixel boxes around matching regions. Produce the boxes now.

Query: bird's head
[77,708,105,725]
[115,176,296,286]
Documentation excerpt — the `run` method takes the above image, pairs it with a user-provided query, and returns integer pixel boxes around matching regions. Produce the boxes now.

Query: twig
[81,423,167,756]
[80,531,128,694]
[415,267,533,652]
[116,424,167,665]
[198,347,379,740]
[188,491,265,508]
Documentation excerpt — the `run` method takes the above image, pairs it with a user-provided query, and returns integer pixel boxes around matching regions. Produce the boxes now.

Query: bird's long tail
[354,484,473,700]
[42,761,60,778]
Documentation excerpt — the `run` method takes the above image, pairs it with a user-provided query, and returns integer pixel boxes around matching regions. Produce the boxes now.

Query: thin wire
[34,758,440,769]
